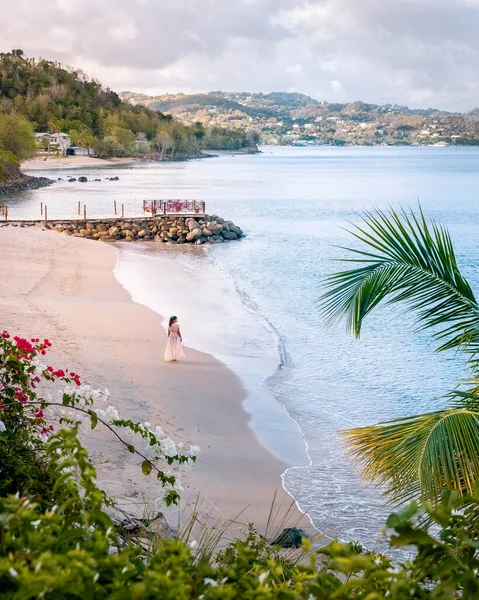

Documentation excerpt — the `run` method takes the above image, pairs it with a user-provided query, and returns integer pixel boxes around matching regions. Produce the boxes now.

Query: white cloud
[0,0,478,110]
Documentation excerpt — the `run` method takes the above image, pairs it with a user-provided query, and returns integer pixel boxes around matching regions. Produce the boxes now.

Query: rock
[121,230,133,237]
[96,223,107,232]
[137,230,146,237]
[271,528,310,549]
[202,228,213,237]
[79,229,89,236]
[94,179,101,181]
[78,176,88,183]
[57,177,63,181]
[85,223,96,231]
[100,236,116,242]
[68,178,77,182]
[186,228,202,242]
[108,226,119,237]
[210,235,224,243]
[196,236,207,245]
[230,225,243,237]
[177,236,187,244]
[187,219,200,232]
[222,231,238,241]
[109,176,120,181]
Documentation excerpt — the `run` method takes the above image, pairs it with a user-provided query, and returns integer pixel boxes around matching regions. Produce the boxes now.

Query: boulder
[79,229,89,236]
[202,228,213,237]
[108,226,119,237]
[137,230,146,238]
[195,236,207,245]
[85,223,96,231]
[68,178,77,182]
[108,176,120,181]
[187,220,200,232]
[177,236,187,244]
[222,231,238,241]
[186,228,202,242]
[96,223,107,232]
[210,235,223,243]
[271,528,310,549]
[78,176,88,183]
[121,230,133,237]
[230,225,243,237]
[93,231,109,239]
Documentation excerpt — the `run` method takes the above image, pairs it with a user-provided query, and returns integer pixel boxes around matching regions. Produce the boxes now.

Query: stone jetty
[49,214,244,244]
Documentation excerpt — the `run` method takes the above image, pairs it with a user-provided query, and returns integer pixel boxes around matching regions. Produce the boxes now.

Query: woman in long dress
[164,315,185,362]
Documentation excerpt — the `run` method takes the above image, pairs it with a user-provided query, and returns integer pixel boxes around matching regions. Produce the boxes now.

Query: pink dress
[164,322,185,362]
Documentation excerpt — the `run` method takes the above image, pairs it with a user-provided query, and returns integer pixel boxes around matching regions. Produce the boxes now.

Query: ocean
[11,146,479,549]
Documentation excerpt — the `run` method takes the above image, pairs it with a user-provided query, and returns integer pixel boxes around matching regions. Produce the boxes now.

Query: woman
[164,316,185,362]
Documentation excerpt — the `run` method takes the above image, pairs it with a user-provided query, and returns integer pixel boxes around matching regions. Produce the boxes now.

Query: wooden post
[83,204,87,220]
[121,204,125,218]
[77,201,81,215]
[44,205,48,222]
[1,201,4,216]
[114,200,117,215]
[40,202,43,216]
[4,205,7,221]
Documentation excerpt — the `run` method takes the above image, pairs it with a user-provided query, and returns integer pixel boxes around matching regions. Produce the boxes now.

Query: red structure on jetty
[143,200,205,216]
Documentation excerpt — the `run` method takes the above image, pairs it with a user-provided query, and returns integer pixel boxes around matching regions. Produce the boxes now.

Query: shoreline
[0,226,311,536]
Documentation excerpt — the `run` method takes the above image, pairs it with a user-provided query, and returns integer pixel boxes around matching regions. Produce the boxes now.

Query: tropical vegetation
[321,207,479,505]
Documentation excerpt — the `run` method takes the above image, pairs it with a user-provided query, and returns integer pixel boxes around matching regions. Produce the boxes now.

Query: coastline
[0,225,311,535]
[22,155,142,171]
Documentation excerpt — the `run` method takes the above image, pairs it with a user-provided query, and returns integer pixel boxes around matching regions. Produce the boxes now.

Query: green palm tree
[320,206,479,505]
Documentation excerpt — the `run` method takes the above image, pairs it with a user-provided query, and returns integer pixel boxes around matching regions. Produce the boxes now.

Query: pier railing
[143,200,205,216]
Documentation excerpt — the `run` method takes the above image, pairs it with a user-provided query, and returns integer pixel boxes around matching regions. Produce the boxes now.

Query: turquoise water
[13,146,479,548]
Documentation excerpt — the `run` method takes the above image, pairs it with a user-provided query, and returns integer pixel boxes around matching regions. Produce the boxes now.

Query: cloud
[0,0,478,110]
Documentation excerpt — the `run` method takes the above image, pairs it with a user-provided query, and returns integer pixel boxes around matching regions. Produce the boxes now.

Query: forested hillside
[0,50,257,183]
[121,89,479,146]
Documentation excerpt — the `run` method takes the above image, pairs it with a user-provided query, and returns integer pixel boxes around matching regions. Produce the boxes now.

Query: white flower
[155,425,164,437]
[9,568,18,578]
[188,445,201,457]
[203,578,218,587]
[258,572,269,584]
[97,405,119,424]
[143,421,151,429]
[0,420,6,433]
[31,520,41,528]
[161,438,177,456]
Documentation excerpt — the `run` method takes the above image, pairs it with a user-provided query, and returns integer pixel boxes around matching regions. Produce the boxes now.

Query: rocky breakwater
[53,214,244,245]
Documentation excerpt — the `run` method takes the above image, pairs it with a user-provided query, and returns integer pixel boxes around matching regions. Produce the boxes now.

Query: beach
[22,155,141,171]
[0,224,309,536]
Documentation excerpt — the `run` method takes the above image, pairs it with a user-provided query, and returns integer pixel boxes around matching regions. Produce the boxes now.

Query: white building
[35,132,72,156]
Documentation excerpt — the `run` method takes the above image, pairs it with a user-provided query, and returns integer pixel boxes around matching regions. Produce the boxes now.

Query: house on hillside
[35,132,72,156]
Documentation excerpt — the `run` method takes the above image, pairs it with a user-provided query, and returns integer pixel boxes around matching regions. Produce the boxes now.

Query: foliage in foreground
[321,207,479,505]
[1,425,478,598]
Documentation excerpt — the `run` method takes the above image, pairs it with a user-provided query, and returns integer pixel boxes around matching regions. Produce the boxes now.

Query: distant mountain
[119,91,479,146]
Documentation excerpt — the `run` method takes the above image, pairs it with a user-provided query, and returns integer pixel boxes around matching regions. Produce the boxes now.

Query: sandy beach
[22,155,140,171]
[0,225,310,537]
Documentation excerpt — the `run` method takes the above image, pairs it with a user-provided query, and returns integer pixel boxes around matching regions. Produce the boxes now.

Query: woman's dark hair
[169,316,177,327]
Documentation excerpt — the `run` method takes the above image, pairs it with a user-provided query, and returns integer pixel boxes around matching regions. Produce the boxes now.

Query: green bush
[0,149,19,184]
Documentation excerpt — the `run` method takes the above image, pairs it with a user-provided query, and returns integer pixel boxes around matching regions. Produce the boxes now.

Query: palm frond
[320,206,479,365]
[342,402,479,505]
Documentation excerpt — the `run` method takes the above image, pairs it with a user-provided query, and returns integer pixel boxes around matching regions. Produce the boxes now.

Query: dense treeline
[0,49,257,171]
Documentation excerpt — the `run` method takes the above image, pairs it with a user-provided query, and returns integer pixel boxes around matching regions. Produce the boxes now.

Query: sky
[1,0,478,111]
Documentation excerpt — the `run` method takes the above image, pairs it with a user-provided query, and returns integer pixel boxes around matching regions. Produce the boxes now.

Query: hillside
[0,50,257,179]
[120,90,479,146]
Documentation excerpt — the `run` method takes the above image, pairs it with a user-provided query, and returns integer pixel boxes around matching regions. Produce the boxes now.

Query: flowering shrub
[0,331,198,506]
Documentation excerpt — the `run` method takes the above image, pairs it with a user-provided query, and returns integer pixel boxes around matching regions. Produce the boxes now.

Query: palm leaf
[342,402,479,505]
[320,206,479,366]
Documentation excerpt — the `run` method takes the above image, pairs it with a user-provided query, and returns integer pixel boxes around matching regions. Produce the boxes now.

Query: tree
[0,112,36,160]
[320,207,479,505]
